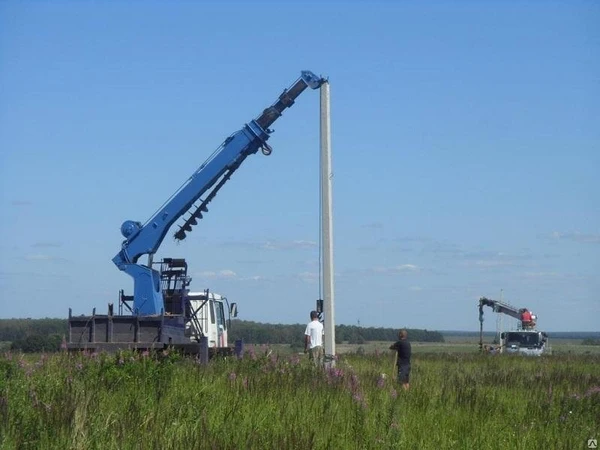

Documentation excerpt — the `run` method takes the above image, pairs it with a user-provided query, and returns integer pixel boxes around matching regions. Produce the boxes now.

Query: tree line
[0,318,444,353]
[228,320,444,347]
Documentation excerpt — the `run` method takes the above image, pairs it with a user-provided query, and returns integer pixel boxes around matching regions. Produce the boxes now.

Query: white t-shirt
[305,320,324,348]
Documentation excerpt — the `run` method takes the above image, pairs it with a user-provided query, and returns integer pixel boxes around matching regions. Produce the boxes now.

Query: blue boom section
[112,70,324,315]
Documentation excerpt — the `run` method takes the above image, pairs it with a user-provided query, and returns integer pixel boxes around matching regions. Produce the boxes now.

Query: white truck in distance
[478,296,551,356]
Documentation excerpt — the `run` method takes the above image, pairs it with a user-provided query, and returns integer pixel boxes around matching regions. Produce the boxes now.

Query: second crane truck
[478,296,550,356]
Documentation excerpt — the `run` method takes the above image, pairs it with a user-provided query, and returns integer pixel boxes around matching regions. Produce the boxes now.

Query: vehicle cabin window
[216,302,226,330]
[209,300,215,324]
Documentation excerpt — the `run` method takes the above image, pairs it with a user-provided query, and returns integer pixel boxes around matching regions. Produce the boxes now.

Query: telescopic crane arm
[112,71,325,315]
[478,297,523,322]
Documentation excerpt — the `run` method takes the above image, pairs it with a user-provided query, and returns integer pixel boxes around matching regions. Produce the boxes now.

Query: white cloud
[239,275,266,281]
[409,286,423,291]
[372,264,420,274]
[550,231,600,244]
[297,271,319,283]
[520,271,561,279]
[196,269,237,279]
[220,239,317,251]
[519,271,585,281]
[262,240,317,250]
[395,264,419,271]
[219,269,237,278]
[26,254,53,261]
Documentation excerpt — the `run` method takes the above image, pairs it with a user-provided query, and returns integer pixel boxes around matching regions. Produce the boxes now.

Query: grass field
[1,347,598,450]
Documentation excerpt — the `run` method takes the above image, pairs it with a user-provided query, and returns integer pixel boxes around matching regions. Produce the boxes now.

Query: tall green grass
[0,349,598,449]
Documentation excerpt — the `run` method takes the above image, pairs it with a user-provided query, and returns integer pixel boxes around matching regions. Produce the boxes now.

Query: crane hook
[261,143,273,156]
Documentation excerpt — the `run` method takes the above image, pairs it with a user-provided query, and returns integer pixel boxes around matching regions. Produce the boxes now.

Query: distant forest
[0,318,444,353]
[228,321,445,349]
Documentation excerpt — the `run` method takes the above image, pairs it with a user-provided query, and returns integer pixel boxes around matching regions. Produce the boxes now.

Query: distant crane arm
[478,297,523,321]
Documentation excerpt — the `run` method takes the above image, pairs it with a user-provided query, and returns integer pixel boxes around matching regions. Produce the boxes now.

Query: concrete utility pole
[320,80,336,368]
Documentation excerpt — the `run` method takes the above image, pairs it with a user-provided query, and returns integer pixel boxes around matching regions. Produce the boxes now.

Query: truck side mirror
[500,332,505,339]
[230,303,238,318]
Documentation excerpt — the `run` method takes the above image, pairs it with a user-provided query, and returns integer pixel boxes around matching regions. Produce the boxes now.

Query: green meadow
[1,348,598,450]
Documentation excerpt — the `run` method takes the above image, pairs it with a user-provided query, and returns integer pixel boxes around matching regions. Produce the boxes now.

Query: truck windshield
[506,332,540,347]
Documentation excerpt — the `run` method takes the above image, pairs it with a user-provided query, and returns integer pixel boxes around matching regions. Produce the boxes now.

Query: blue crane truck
[68,71,325,355]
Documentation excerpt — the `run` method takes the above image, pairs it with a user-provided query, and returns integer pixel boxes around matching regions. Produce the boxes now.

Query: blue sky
[1,1,598,332]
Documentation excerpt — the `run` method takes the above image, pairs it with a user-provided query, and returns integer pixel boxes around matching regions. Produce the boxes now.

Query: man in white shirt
[304,310,324,367]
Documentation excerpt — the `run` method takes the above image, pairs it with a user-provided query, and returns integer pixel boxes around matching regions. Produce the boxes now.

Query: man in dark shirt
[389,329,412,390]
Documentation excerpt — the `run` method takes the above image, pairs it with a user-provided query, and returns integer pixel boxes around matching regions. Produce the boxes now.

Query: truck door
[215,301,227,348]
[208,299,217,347]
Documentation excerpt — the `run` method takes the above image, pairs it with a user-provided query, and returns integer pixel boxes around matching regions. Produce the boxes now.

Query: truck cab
[500,330,550,356]
[186,291,236,349]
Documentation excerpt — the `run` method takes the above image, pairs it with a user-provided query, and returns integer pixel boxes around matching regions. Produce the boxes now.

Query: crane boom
[112,71,324,315]
[478,297,523,321]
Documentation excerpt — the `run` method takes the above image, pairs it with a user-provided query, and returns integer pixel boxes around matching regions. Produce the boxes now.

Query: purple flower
[390,388,397,399]
[585,386,600,397]
[327,367,344,379]
[228,372,237,382]
[352,392,367,409]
